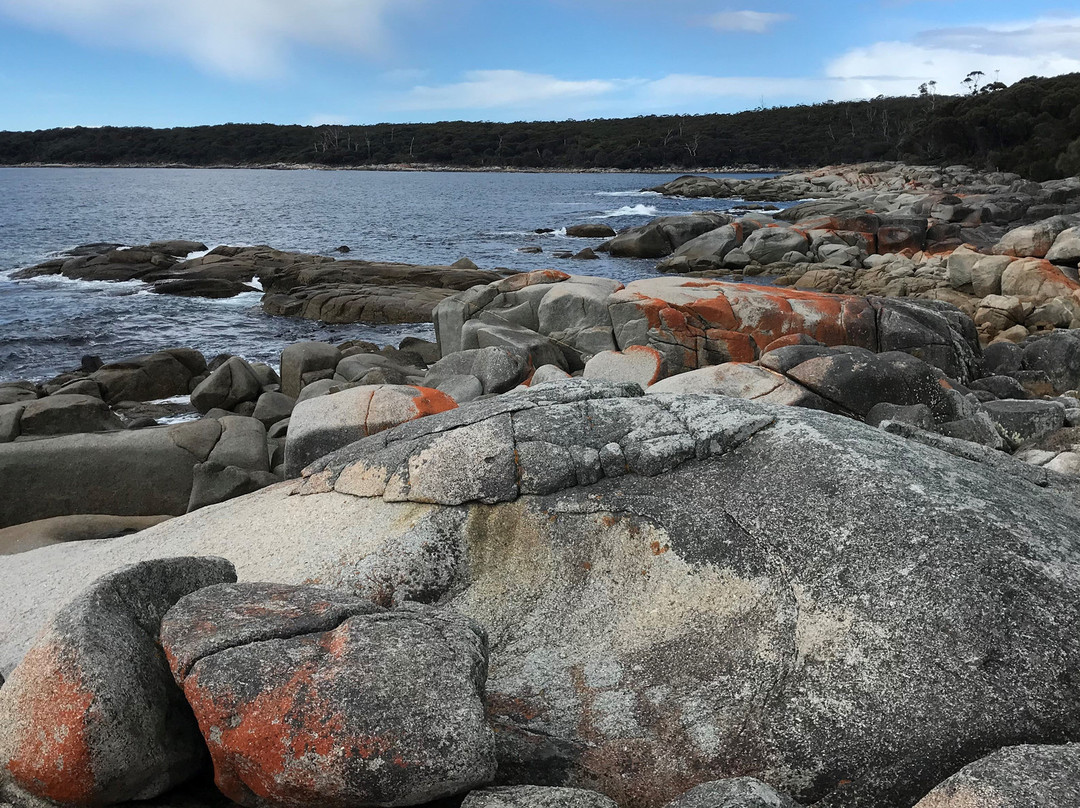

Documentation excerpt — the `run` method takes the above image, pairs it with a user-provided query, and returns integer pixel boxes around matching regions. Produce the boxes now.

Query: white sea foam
[591,204,660,219]
[150,395,191,405]
[157,412,201,425]
[594,190,662,197]
[248,275,264,292]
[182,249,211,261]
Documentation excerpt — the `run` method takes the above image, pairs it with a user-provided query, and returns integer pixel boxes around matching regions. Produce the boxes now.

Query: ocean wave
[591,204,660,219]
[594,190,662,197]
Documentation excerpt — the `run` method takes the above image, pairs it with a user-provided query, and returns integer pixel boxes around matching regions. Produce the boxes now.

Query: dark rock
[785,350,959,420]
[186,463,279,512]
[1021,331,1080,393]
[866,402,935,430]
[0,557,235,806]
[969,375,1029,400]
[80,355,103,373]
[982,399,1067,448]
[566,224,617,239]
[251,391,295,427]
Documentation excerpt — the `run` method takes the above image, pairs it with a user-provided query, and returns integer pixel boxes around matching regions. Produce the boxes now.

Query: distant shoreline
[2,161,786,175]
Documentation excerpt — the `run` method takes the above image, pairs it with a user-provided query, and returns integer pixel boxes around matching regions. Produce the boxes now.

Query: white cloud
[396,70,632,111]
[825,17,1080,97]
[0,0,420,79]
[705,10,792,34]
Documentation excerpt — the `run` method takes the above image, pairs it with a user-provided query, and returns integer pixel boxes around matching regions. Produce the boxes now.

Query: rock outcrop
[5,390,1080,808]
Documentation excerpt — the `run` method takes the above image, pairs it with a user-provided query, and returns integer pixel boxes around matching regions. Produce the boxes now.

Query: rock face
[285,385,458,477]
[661,779,797,808]
[5,391,1080,808]
[435,273,981,382]
[463,785,619,808]
[161,583,495,807]
[0,557,236,806]
[913,743,1080,807]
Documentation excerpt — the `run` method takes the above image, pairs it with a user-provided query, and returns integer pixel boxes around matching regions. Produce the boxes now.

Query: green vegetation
[2,73,1079,180]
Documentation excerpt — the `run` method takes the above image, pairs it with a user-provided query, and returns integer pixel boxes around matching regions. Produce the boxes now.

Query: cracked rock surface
[3,390,1080,808]
[162,582,495,808]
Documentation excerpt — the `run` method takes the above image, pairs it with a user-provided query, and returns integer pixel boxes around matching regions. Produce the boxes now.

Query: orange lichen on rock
[2,643,96,806]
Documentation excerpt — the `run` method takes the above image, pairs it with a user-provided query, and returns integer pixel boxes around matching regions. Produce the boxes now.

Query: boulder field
[3,388,1080,807]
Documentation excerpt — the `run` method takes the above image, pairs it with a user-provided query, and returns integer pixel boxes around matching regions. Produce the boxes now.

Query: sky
[0,0,1079,130]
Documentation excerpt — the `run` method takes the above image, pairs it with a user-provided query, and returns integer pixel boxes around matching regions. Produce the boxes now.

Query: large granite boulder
[913,743,1080,807]
[0,557,236,806]
[661,779,797,808]
[4,390,1080,808]
[280,341,342,399]
[161,583,495,807]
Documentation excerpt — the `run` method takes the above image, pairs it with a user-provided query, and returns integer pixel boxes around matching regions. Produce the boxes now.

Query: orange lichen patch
[185,635,404,806]
[649,541,670,556]
[680,293,738,331]
[937,378,955,391]
[4,643,96,806]
[703,330,756,364]
[407,386,459,417]
[486,693,547,724]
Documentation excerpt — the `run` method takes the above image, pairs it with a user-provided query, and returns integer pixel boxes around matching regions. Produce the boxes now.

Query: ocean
[0,167,776,381]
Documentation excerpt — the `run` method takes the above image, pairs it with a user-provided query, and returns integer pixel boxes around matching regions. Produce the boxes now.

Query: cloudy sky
[0,0,1078,130]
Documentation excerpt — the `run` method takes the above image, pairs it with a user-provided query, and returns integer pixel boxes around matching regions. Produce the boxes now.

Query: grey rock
[205,416,269,473]
[0,557,236,805]
[161,584,495,807]
[280,341,342,398]
[464,785,618,808]
[251,391,295,427]
[425,347,526,394]
[189,356,262,414]
[19,394,125,436]
[437,374,485,404]
[913,743,1080,807]
[662,778,797,808]
[186,463,279,512]
[982,399,1067,448]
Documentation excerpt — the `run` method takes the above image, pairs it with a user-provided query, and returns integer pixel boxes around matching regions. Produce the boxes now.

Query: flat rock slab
[162,583,495,807]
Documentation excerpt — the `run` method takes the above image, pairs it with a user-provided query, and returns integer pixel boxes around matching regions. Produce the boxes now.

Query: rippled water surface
[0,167,774,381]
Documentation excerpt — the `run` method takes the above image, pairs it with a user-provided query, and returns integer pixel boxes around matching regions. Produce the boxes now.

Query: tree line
[1,72,1078,180]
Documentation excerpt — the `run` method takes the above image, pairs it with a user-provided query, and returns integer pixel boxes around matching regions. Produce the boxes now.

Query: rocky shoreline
[5,162,1080,807]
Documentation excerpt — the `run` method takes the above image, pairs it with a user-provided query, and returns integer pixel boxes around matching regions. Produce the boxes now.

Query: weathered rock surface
[913,743,1080,807]
[162,583,495,807]
[285,384,458,477]
[5,392,1080,808]
[436,273,981,382]
[463,785,619,808]
[0,557,236,806]
[661,778,797,808]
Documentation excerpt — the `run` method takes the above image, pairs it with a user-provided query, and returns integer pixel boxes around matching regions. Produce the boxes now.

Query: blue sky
[0,0,1078,130]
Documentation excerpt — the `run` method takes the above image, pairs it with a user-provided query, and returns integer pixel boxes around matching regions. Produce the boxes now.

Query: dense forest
[2,72,1079,180]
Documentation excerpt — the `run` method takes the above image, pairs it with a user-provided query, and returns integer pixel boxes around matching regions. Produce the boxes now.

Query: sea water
[0,167,777,381]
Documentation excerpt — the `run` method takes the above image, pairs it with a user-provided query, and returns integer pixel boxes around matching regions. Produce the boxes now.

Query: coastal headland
[4,162,1080,808]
